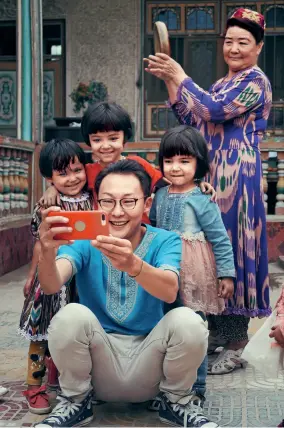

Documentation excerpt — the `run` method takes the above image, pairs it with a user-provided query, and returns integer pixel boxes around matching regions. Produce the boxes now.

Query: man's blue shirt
[57,225,181,335]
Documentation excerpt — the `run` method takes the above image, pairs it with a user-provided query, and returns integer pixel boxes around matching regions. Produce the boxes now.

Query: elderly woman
[145,8,272,374]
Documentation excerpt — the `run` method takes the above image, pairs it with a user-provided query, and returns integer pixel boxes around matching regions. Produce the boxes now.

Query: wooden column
[30,0,43,145]
[20,0,32,141]
[17,0,43,146]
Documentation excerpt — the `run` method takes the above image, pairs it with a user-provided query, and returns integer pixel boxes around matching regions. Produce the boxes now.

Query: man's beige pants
[48,303,208,404]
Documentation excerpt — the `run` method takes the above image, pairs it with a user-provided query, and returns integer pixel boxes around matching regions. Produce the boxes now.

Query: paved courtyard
[1,263,284,427]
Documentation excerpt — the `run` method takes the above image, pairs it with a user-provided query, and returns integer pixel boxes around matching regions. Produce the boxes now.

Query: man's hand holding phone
[39,207,74,252]
[92,236,143,277]
[40,209,141,276]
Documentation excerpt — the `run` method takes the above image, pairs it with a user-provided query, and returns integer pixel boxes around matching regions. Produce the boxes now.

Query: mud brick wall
[0,222,33,277]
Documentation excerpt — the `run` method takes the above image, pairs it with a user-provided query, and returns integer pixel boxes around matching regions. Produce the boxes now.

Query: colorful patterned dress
[18,192,93,341]
[170,66,272,317]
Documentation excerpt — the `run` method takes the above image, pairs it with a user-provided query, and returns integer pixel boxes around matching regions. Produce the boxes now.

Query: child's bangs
[88,111,126,135]
[52,145,85,172]
[162,133,197,159]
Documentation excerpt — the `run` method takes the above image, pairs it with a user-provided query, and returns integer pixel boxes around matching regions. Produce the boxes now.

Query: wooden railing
[0,135,42,227]
[261,139,284,215]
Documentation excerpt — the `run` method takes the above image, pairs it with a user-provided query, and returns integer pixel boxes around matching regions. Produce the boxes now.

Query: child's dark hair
[159,125,210,180]
[81,101,133,145]
[95,159,151,198]
[39,139,86,178]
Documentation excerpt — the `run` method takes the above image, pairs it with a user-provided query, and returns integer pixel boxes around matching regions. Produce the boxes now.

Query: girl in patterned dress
[145,8,272,374]
[18,139,93,414]
[150,125,235,405]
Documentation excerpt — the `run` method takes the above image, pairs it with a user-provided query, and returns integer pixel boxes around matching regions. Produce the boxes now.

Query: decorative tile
[0,71,16,126]
[43,71,55,125]
[0,381,28,422]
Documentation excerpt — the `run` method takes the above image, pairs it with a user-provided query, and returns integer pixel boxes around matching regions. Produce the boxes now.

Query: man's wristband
[129,260,144,278]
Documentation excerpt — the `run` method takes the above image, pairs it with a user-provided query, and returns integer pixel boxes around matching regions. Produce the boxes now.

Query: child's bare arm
[39,186,60,207]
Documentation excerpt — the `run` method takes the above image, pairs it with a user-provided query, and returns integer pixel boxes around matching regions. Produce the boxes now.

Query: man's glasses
[98,197,146,212]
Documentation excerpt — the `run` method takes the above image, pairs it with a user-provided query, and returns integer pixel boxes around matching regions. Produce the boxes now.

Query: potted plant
[69,80,108,114]
[53,80,108,127]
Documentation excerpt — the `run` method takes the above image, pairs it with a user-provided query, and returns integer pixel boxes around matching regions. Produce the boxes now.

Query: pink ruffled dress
[150,186,236,314]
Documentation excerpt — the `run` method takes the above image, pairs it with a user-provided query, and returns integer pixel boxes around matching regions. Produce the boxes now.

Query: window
[0,21,64,60]
[262,4,284,28]
[152,7,181,30]
[143,1,284,138]
[0,23,16,57]
[144,2,219,137]
[43,22,63,56]
[186,6,215,30]
[225,3,257,19]
[0,20,65,132]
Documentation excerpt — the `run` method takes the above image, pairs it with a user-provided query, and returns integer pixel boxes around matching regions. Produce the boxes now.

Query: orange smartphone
[47,211,109,240]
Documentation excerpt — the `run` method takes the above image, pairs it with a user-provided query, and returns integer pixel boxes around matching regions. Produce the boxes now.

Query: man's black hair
[95,159,151,197]
[158,125,210,180]
[81,101,133,145]
[39,139,86,178]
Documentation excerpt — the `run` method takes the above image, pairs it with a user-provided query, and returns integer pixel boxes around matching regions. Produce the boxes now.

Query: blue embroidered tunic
[56,225,181,335]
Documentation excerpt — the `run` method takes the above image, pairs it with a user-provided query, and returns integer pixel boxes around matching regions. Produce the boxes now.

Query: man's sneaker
[34,391,93,427]
[148,391,205,412]
[190,392,206,409]
[148,393,162,411]
[159,393,218,427]
[22,385,51,415]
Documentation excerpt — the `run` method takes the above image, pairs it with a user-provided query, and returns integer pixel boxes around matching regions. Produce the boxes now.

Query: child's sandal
[207,348,246,374]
